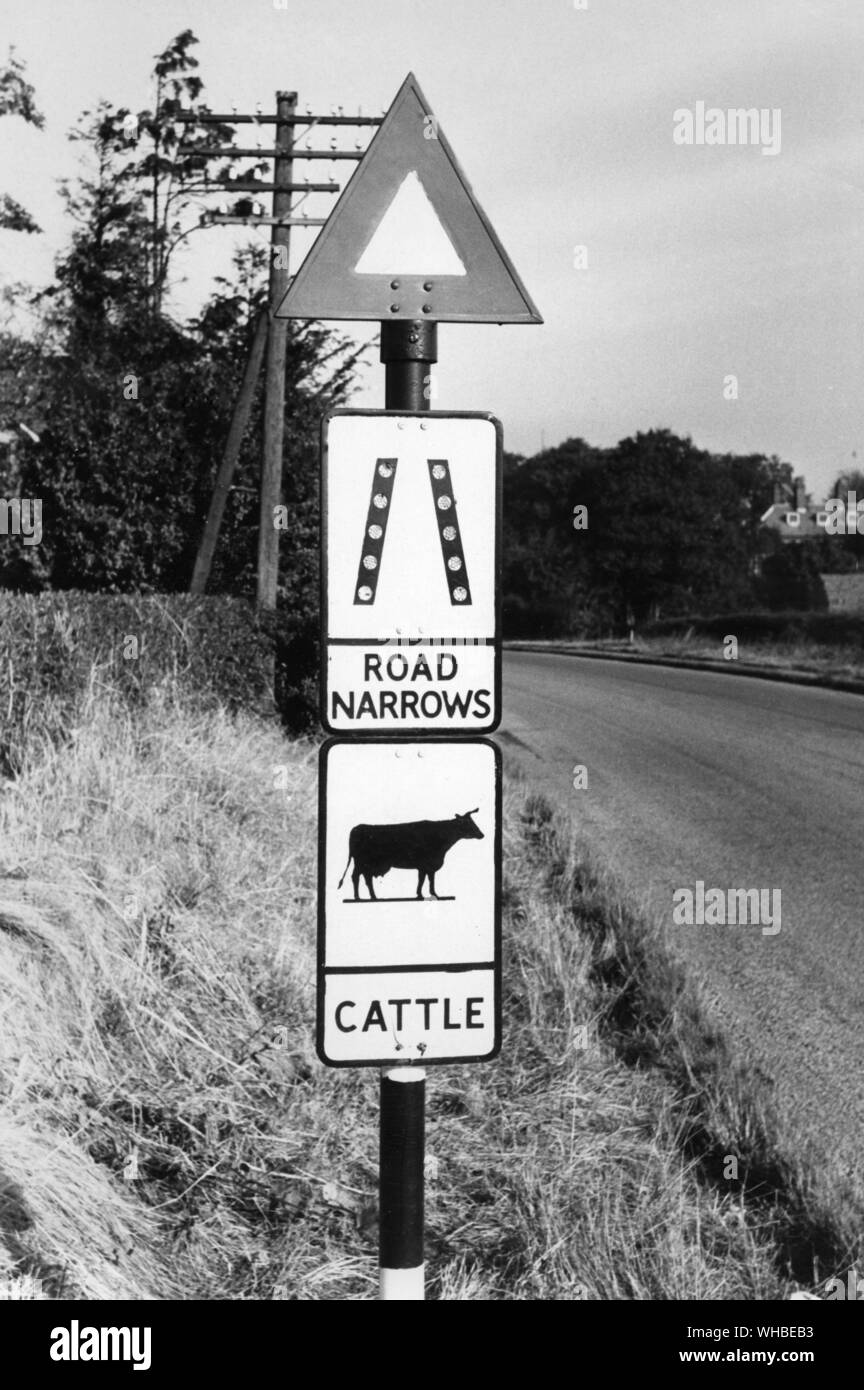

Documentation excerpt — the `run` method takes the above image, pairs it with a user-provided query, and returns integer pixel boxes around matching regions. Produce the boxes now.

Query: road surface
[501,650,864,1179]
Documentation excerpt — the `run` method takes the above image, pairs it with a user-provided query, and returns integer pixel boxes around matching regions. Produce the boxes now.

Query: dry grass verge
[509,630,864,685]
[0,684,843,1300]
[517,794,864,1294]
[633,633,864,682]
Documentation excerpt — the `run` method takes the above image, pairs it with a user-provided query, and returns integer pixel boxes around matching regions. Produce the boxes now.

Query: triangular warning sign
[276,73,542,323]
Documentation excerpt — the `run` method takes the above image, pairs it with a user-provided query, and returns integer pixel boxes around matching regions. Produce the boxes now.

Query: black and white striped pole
[376,318,437,1301]
[379,1066,426,1299]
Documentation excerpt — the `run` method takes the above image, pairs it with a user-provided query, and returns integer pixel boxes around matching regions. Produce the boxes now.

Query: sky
[1,0,862,497]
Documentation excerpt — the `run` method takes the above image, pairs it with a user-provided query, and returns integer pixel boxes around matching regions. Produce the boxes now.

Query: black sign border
[319,409,503,737]
[317,735,503,1068]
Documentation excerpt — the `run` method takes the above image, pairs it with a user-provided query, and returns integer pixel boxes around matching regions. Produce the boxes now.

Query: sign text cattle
[317,738,501,1066]
[321,410,501,733]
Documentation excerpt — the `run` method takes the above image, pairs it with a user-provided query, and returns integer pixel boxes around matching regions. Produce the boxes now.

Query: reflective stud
[426,459,472,607]
[353,458,397,607]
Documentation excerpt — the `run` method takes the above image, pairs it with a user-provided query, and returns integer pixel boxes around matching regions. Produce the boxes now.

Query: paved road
[501,650,864,1178]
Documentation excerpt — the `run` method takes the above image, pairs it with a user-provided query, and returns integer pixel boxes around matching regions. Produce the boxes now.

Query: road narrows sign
[318,738,502,1066]
[322,409,501,734]
[276,72,543,323]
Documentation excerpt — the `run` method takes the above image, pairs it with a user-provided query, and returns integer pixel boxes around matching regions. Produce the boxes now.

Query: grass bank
[516,797,862,1296]
[0,685,856,1299]
[626,634,864,683]
[509,611,864,686]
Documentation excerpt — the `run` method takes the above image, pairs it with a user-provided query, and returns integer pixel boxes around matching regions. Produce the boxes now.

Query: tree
[3,31,365,599]
[590,431,754,623]
[0,47,44,235]
[502,430,777,637]
[757,546,828,611]
[502,439,608,636]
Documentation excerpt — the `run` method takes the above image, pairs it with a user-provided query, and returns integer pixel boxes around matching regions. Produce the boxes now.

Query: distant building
[759,475,835,542]
[756,474,864,611]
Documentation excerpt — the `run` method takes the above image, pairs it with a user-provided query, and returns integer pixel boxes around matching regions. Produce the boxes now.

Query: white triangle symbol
[354,171,467,275]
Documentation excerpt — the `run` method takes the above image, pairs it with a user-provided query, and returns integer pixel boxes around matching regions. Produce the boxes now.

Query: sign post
[376,313,426,1298]
[277,69,541,1301]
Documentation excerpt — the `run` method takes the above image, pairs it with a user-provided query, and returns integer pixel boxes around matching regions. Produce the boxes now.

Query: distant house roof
[759,501,831,539]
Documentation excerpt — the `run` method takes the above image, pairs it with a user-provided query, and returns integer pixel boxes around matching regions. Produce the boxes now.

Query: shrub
[755,548,828,612]
[0,592,318,771]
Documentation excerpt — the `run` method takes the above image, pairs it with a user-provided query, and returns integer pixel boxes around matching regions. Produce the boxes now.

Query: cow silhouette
[337,809,484,901]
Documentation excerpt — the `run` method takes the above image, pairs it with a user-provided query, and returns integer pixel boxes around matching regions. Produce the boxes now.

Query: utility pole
[190,310,269,595]
[257,90,297,611]
[174,100,381,606]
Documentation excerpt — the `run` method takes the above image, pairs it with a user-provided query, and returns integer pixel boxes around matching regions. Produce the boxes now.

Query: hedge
[0,592,317,773]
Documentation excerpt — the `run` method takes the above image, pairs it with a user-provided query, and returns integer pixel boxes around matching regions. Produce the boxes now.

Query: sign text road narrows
[322,410,501,733]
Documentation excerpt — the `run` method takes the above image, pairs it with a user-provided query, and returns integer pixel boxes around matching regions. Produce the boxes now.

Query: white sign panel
[317,738,501,1066]
[322,410,501,733]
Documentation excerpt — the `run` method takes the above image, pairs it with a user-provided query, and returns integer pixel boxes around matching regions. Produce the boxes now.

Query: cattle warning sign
[317,737,501,1066]
[322,410,501,734]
